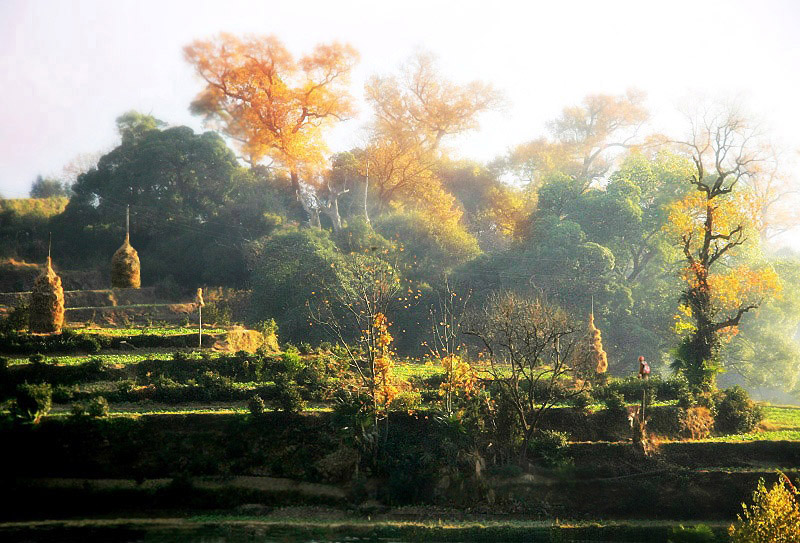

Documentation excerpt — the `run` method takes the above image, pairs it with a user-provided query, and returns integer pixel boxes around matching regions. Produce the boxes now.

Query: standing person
[638,356,650,380]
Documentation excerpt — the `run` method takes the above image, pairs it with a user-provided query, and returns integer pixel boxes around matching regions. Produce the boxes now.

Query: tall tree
[507,90,649,203]
[361,52,502,219]
[666,106,782,391]
[184,34,359,224]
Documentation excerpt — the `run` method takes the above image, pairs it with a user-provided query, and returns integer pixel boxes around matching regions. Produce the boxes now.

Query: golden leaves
[185,34,358,179]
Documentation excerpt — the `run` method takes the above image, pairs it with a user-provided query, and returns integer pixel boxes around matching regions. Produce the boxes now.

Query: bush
[684,406,714,440]
[14,382,52,423]
[268,374,305,414]
[247,394,266,416]
[715,386,763,435]
[29,353,45,365]
[603,390,627,413]
[86,396,109,418]
[70,402,87,418]
[668,524,717,542]
[568,390,592,411]
[279,347,303,377]
[528,429,570,467]
[0,304,29,333]
[389,389,422,413]
[729,474,800,542]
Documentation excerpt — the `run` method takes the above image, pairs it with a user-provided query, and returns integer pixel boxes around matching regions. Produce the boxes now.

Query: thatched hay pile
[29,257,65,333]
[111,234,140,288]
[212,326,280,353]
[574,312,608,378]
[586,312,609,374]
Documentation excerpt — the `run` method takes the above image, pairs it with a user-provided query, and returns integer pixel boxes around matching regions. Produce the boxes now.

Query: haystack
[585,311,609,374]
[29,257,65,333]
[111,233,140,288]
[574,311,608,379]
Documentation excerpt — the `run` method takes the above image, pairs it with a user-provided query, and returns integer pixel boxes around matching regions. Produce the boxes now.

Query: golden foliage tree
[309,254,402,427]
[29,257,65,334]
[361,52,501,222]
[665,106,782,391]
[729,473,800,543]
[508,90,649,192]
[184,34,359,218]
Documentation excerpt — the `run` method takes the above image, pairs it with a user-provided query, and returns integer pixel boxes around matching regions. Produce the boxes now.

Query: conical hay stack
[111,234,141,288]
[29,257,65,333]
[586,312,608,374]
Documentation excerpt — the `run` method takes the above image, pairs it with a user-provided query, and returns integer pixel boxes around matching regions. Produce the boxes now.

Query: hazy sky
[1,0,799,200]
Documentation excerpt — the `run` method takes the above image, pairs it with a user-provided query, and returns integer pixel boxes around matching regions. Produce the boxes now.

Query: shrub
[715,386,763,435]
[684,406,714,440]
[70,402,87,418]
[86,396,109,418]
[389,389,422,413]
[668,524,717,542]
[568,390,592,411]
[603,390,627,413]
[528,429,570,468]
[247,394,266,416]
[85,357,109,373]
[14,382,52,423]
[52,384,75,403]
[29,353,45,365]
[0,304,29,333]
[268,374,305,414]
[729,474,800,543]
[172,351,190,363]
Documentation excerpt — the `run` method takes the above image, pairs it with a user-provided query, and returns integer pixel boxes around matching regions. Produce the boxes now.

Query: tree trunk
[321,196,343,232]
[363,171,370,224]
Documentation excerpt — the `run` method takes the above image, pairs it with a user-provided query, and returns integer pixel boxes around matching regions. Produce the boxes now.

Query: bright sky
[1,0,799,205]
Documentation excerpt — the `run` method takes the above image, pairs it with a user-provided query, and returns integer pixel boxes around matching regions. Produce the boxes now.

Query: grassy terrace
[73,326,226,337]
[6,352,190,366]
[0,516,732,542]
[699,405,800,442]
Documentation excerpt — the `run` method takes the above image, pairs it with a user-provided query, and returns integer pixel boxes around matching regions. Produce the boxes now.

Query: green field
[74,326,226,337]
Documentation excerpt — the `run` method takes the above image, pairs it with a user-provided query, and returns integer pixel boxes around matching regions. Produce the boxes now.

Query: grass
[0,516,732,542]
[699,405,800,442]
[73,326,226,337]
[6,350,229,366]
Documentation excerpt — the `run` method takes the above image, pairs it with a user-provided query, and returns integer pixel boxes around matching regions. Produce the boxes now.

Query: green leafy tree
[30,176,70,199]
[250,227,344,343]
[53,118,268,284]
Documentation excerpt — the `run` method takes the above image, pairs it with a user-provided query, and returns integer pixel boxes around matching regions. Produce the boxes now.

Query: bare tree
[425,278,473,416]
[464,291,584,459]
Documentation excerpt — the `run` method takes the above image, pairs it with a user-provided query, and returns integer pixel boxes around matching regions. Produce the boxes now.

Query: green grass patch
[700,405,800,442]
[73,326,226,337]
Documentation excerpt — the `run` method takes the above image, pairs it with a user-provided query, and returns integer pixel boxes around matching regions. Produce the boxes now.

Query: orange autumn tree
[666,106,782,391]
[372,312,400,415]
[184,34,358,227]
[361,52,502,224]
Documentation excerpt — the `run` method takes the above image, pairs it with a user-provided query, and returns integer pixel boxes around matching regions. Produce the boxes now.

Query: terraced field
[1,323,798,542]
